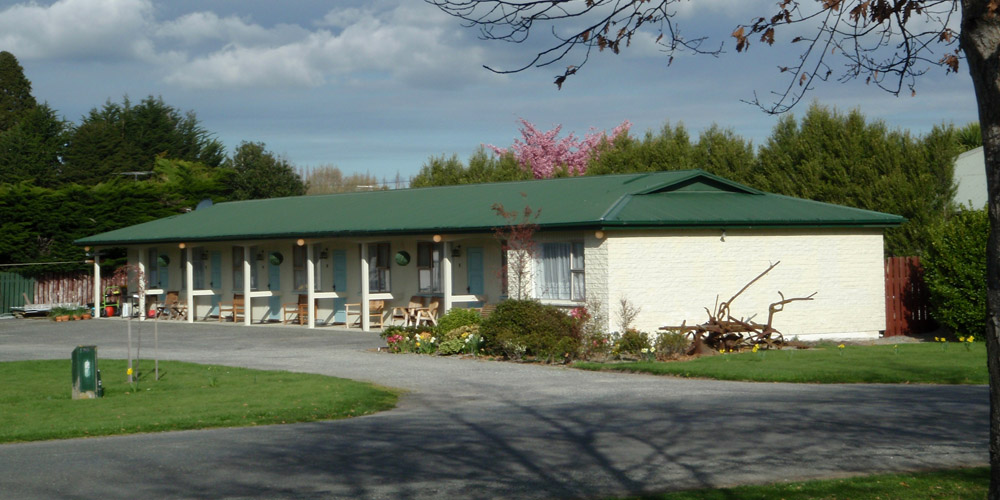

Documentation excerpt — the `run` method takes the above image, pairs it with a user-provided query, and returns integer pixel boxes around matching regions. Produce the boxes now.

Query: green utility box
[71,345,102,399]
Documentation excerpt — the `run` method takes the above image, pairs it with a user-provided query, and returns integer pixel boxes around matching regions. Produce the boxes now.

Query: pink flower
[487,118,631,178]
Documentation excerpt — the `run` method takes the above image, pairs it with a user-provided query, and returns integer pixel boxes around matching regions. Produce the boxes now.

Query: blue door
[467,247,484,296]
[267,255,281,322]
[333,250,347,324]
[160,264,169,291]
[209,251,222,317]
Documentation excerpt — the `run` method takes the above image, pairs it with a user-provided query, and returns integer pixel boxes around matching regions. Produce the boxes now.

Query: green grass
[616,467,988,500]
[0,359,399,443]
[575,343,987,384]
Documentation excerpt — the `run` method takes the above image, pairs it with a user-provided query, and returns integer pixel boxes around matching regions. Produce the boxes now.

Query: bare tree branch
[428,0,959,112]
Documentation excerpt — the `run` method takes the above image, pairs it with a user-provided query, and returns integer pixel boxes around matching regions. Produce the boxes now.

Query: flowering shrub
[415,332,438,354]
[581,330,614,361]
[487,118,631,178]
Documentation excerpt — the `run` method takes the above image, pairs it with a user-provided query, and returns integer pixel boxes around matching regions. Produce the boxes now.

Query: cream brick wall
[604,228,886,339]
[584,233,610,332]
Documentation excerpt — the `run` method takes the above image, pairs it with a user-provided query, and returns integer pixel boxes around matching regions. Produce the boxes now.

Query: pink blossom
[487,118,631,178]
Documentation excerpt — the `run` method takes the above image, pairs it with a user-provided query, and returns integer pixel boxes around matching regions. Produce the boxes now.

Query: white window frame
[535,241,585,302]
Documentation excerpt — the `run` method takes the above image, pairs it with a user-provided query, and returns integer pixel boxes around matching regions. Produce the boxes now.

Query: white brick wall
[604,228,886,340]
[584,233,610,332]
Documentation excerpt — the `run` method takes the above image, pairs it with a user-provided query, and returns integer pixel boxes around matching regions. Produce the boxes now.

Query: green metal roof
[76,170,903,246]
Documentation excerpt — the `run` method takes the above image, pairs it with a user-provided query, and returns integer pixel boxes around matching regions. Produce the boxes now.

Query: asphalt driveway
[0,318,988,499]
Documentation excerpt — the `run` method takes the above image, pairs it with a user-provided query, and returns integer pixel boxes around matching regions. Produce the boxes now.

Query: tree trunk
[960,2,1000,498]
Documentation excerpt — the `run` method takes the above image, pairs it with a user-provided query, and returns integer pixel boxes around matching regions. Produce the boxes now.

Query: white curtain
[537,243,572,299]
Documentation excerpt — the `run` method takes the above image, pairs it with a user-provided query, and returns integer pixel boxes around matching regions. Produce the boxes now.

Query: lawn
[0,359,399,443]
[575,343,987,384]
[617,467,988,500]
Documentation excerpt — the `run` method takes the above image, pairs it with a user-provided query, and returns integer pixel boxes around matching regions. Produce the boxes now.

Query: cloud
[165,4,488,90]
[0,0,157,61]
[156,11,275,46]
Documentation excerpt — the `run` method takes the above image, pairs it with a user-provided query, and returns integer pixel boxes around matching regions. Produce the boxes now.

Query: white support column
[243,246,252,325]
[93,252,101,318]
[306,243,316,329]
[360,242,370,332]
[185,246,194,323]
[137,248,147,321]
[442,241,453,315]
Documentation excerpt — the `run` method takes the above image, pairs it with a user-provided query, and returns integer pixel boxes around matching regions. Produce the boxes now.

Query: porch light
[296,238,305,246]
[178,242,186,249]
[83,246,90,252]
[594,230,605,240]
[432,234,442,243]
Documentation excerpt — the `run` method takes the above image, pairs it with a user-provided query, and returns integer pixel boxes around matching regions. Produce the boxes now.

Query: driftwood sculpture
[659,262,816,355]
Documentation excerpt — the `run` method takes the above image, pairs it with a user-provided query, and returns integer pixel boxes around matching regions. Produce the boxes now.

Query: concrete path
[0,319,988,499]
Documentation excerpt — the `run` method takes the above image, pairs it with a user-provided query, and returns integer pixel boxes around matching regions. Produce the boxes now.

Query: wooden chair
[413,297,440,327]
[282,294,315,325]
[159,291,187,320]
[218,293,244,322]
[345,299,386,328]
[389,296,424,326]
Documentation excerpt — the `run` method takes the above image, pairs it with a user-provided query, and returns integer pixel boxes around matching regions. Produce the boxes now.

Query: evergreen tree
[226,141,306,200]
[587,122,695,175]
[754,103,959,256]
[0,51,36,133]
[0,104,69,187]
[410,147,532,187]
[62,96,225,184]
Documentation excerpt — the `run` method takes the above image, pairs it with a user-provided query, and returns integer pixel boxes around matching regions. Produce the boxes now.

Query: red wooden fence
[884,256,934,337]
[30,272,125,307]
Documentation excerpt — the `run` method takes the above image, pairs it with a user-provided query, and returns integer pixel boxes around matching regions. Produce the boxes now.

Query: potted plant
[49,306,71,322]
[71,306,89,320]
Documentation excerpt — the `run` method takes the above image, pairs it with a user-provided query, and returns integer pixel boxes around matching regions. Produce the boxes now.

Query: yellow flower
[934,337,939,342]
[959,336,965,342]
[968,336,975,343]
[940,337,947,343]
[126,367,133,376]
[752,345,759,353]
[838,344,845,349]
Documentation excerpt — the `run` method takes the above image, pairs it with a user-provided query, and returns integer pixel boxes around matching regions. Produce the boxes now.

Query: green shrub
[653,330,690,359]
[437,325,481,355]
[480,299,580,362]
[435,308,482,337]
[923,208,987,338]
[614,329,651,358]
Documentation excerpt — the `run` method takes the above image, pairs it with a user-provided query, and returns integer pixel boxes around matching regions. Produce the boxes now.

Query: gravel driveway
[0,318,988,499]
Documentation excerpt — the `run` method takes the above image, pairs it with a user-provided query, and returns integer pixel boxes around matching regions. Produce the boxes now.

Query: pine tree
[0,51,37,133]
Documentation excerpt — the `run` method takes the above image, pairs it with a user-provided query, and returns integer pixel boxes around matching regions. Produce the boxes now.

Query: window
[147,248,159,287]
[232,246,258,291]
[192,247,206,289]
[293,245,306,291]
[232,246,242,291]
[313,244,322,290]
[535,241,585,301]
[368,242,390,292]
[417,242,442,293]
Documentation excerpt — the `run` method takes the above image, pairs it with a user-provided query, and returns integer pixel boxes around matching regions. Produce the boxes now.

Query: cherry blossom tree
[488,118,630,178]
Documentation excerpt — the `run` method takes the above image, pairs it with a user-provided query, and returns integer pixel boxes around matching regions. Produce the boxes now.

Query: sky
[0,0,979,182]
